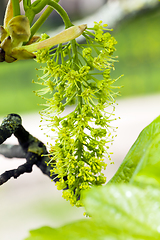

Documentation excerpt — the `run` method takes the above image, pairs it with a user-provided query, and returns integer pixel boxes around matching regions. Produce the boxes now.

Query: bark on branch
[0,113,58,185]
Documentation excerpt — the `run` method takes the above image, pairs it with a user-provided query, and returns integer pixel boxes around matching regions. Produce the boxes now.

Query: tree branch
[0,113,59,185]
[0,153,36,185]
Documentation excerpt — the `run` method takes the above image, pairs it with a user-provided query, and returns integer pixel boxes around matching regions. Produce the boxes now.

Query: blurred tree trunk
[0,0,6,25]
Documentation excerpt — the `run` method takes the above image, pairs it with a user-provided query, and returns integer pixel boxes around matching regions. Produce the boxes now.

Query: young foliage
[25,184,160,240]
[109,115,160,184]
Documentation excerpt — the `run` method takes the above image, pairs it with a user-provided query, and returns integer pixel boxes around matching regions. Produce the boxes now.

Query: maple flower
[35,20,121,207]
[0,0,87,63]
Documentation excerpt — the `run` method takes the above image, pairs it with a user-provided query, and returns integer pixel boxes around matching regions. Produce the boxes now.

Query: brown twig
[0,113,59,185]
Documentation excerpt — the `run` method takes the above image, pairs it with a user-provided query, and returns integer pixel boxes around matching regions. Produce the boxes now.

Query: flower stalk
[30,6,53,39]
[11,0,21,17]
[48,0,72,28]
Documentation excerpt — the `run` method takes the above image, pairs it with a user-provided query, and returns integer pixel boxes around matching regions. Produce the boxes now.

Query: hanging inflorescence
[34,21,121,206]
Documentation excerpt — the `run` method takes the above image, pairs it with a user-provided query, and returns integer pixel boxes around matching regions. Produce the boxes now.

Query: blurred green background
[0,3,160,116]
[111,6,160,97]
[0,2,160,240]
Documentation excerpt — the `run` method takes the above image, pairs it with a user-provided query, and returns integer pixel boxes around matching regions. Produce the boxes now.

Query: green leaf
[25,221,102,240]
[26,220,119,240]
[109,115,160,183]
[84,184,160,239]
[130,129,160,186]
[25,218,150,240]
[131,136,160,185]
[25,226,55,240]
[133,121,160,187]
[133,162,160,187]
[26,183,160,240]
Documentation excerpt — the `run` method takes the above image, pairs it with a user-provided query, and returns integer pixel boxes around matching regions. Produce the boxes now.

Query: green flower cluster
[34,21,121,206]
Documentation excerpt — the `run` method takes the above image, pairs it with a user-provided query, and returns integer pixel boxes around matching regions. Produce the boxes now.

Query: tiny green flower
[35,20,122,206]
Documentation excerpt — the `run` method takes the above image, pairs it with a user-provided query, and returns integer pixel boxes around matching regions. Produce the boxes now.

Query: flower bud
[7,15,31,47]
[23,24,87,53]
